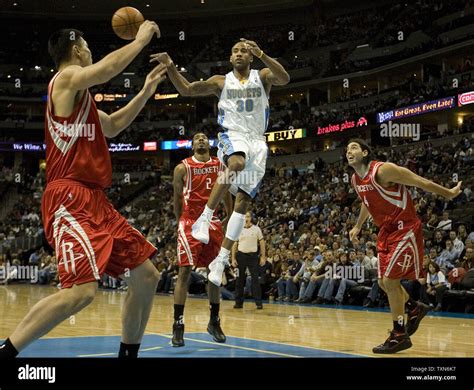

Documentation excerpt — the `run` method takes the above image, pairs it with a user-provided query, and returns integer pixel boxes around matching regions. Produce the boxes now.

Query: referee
[232,211,266,310]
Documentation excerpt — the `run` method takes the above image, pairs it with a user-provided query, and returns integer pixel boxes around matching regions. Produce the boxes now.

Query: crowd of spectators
[1,132,473,310]
[2,0,473,99]
[0,133,463,309]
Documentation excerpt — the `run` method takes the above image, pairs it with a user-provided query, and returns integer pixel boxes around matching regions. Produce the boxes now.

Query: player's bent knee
[125,261,159,294]
[147,266,160,285]
[67,282,97,310]
[382,277,400,291]
[378,278,385,290]
[178,266,192,280]
[235,193,251,212]
[227,157,245,172]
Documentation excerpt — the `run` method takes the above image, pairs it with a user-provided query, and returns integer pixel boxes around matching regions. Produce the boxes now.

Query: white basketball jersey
[217,69,269,137]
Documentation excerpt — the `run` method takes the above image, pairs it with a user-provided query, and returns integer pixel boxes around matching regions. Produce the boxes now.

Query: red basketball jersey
[181,156,224,220]
[351,161,420,228]
[45,72,112,189]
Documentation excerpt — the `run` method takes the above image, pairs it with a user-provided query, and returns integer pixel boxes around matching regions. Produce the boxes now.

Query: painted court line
[76,333,301,358]
[223,334,372,358]
[148,332,302,357]
[138,346,164,352]
[78,352,116,357]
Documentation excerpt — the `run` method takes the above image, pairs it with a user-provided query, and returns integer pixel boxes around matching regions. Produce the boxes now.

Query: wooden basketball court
[1,285,473,358]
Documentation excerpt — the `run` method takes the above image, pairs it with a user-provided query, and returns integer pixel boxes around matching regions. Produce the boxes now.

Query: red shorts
[377,220,425,280]
[177,217,223,268]
[41,179,157,289]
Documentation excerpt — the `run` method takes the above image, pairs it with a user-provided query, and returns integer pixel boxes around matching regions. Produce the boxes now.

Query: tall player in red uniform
[0,23,166,358]
[347,139,462,353]
[172,133,233,347]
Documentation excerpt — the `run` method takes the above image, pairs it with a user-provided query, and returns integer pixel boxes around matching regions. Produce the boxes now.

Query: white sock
[225,211,246,241]
[202,205,214,221]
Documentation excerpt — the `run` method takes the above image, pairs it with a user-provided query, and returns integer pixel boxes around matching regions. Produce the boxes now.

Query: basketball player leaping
[0,22,166,358]
[151,39,289,286]
[347,139,462,354]
[172,133,233,346]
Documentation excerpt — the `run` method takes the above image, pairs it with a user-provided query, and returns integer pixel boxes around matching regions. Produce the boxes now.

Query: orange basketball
[111,7,144,40]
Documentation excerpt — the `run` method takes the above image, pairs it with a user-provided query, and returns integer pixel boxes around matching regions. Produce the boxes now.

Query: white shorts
[217,131,268,199]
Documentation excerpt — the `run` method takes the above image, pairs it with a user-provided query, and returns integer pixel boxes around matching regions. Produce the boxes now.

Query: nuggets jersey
[181,156,224,220]
[45,72,112,189]
[351,161,420,228]
[217,69,269,137]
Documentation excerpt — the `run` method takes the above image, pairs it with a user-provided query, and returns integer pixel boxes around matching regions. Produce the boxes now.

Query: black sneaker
[256,303,263,310]
[207,318,226,343]
[233,302,243,309]
[406,302,431,336]
[171,322,185,347]
[372,330,412,354]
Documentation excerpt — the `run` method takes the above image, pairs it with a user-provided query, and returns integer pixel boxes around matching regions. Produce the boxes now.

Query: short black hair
[48,29,84,68]
[192,132,208,140]
[347,138,372,165]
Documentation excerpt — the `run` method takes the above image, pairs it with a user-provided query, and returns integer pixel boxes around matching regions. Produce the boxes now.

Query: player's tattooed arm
[259,67,290,88]
[150,52,223,97]
[185,76,223,97]
[173,163,186,221]
[239,38,290,87]
[377,163,462,200]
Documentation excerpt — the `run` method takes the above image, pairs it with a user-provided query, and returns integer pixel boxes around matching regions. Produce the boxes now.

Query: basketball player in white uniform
[151,39,289,285]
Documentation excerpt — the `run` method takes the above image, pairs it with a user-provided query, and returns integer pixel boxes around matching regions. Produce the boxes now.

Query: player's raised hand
[135,20,160,46]
[150,52,173,67]
[240,38,263,57]
[446,181,462,200]
[142,63,167,97]
[349,226,361,243]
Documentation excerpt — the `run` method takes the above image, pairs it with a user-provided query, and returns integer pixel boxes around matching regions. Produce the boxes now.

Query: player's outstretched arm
[240,38,290,86]
[349,203,370,243]
[65,21,160,91]
[173,163,186,221]
[377,162,462,200]
[150,52,223,97]
[98,63,167,138]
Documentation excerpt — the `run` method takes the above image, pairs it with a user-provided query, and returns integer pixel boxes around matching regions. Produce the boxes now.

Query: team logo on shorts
[397,253,413,273]
[52,204,99,278]
[385,229,420,278]
[58,241,85,275]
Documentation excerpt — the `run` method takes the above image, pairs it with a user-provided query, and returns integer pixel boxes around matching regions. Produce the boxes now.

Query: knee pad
[225,212,246,241]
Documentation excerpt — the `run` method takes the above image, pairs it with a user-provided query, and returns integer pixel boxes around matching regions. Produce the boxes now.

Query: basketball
[111,6,144,40]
